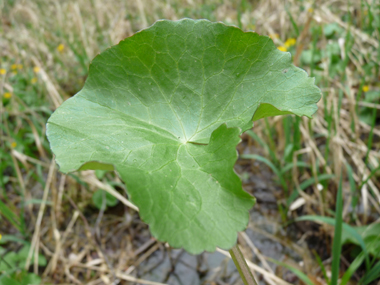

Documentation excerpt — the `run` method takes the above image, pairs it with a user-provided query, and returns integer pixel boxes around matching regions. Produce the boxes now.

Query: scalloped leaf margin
[47,19,321,254]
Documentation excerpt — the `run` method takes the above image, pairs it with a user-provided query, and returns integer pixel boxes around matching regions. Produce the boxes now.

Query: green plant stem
[229,244,258,285]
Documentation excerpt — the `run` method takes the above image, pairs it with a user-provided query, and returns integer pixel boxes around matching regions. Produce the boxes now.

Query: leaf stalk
[229,244,258,285]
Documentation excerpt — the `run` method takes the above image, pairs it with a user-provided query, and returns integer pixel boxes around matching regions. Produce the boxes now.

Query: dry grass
[1,0,379,284]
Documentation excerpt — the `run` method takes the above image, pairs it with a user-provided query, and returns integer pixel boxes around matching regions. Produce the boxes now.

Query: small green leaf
[0,271,40,285]
[323,23,343,37]
[17,245,47,268]
[47,19,320,253]
[301,49,322,65]
[0,252,17,273]
[92,189,119,209]
[0,245,46,274]
[0,275,23,285]
[20,273,41,285]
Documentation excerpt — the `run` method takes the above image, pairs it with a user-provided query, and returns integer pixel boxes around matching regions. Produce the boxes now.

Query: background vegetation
[0,0,379,284]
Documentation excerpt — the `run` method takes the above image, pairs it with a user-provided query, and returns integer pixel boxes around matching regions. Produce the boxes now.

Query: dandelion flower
[277,46,287,52]
[17,64,23,70]
[0,234,2,241]
[3,92,12,99]
[362,85,370,92]
[11,64,18,70]
[33,66,40,73]
[285,38,296,47]
[31,77,38,84]
[0,69,6,75]
[11,142,17,148]
[57,44,65,52]
[308,8,314,13]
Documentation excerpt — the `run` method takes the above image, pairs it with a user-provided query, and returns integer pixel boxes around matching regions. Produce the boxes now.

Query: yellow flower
[0,68,6,75]
[11,64,18,70]
[269,33,279,39]
[277,46,287,52]
[31,77,38,84]
[3,92,12,99]
[33,66,40,73]
[285,38,296,47]
[362,85,370,92]
[17,64,23,70]
[0,234,2,241]
[57,44,65,52]
[308,8,314,13]
[11,142,17,148]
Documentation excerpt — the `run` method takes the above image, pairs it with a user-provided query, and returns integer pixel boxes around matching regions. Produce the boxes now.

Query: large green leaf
[47,19,321,254]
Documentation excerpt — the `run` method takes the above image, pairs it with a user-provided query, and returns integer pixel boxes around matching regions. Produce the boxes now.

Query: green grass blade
[283,143,294,162]
[245,130,279,166]
[345,163,358,220]
[293,116,301,153]
[330,174,343,285]
[364,108,376,164]
[23,199,53,206]
[240,154,287,191]
[263,118,280,165]
[340,251,366,285]
[0,200,22,232]
[283,116,292,156]
[359,165,380,190]
[240,154,281,178]
[286,174,335,206]
[360,260,380,285]
[245,130,267,149]
[285,6,299,36]
[324,102,334,161]
[295,215,370,270]
[268,258,314,285]
[280,161,310,175]
[312,250,330,284]
[0,235,28,245]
